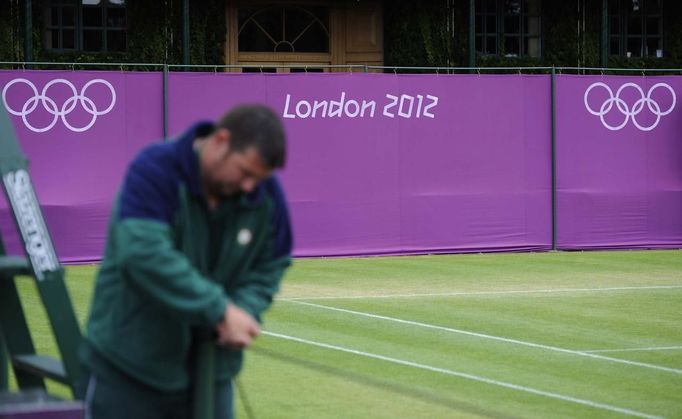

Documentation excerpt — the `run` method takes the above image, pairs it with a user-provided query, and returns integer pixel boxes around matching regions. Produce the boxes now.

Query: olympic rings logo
[2,78,116,133]
[584,82,676,131]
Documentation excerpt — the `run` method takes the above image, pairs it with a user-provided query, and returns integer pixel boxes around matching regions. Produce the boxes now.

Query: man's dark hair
[216,104,286,169]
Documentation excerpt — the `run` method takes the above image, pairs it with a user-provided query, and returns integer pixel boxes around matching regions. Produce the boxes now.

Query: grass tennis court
[11,250,682,418]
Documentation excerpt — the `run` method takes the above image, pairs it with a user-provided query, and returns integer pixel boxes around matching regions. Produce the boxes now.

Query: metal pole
[469,0,475,69]
[550,67,557,250]
[163,64,169,141]
[601,0,608,68]
[24,0,33,63]
[183,0,190,69]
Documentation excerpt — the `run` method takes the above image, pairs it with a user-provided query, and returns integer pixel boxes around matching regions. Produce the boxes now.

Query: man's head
[197,104,286,198]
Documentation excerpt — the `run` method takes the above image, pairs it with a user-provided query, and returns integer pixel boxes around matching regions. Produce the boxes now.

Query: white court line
[285,300,682,375]
[263,331,662,419]
[279,285,682,301]
[583,346,682,354]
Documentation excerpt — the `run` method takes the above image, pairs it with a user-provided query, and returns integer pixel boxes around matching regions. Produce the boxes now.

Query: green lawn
[6,250,682,418]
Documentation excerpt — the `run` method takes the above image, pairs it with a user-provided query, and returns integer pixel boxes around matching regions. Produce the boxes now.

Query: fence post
[163,64,169,141]
[551,67,557,250]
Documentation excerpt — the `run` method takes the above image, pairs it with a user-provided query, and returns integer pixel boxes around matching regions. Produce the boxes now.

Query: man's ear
[214,128,231,156]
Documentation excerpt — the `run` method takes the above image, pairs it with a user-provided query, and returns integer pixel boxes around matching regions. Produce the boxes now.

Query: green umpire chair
[0,100,83,415]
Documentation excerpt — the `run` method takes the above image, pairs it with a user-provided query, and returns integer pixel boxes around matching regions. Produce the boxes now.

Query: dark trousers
[76,348,234,419]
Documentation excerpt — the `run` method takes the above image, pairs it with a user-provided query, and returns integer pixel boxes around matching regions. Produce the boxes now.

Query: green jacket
[82,122,292,391]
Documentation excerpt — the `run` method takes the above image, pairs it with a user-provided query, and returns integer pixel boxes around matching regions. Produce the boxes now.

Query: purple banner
[0,71,163,262]
[556,75,682,249]
[170,73,552,256]
[13,70,678,262]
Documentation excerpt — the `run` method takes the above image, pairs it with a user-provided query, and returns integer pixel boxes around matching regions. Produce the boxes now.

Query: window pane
[524,0,539,14]
[50,8,59,25]
[83,29,103,51]
[645,0,660,14]
[487,36,497,53]
[107,7,126,27]
[284,8,327,41]
[646,17,659,35]
[475,15,483,32]
[238,20,274,51]
[62,7,75,26]
[504,36,520,56]
[646,37,661,57]
[293,23,328,52]
[254,8,282,42]
[525,16,540,35]
[504,15,520,34]
[284,7,328,52]
[505,0,521,15]
[608,0,619,14]
[627,15,642,35]
[476,36,485,53]
[49,29,59,49]
[482,0,496,13]
[626,37,642,57]
[62,29,75,49]
[610,16,619,35]
[83,7,103,26]
[610,37,620,55]
[284,7,307,41]
[486,15,497,33]
[239,7,283,52]
[525,36,540,57]
[107,30,126,51]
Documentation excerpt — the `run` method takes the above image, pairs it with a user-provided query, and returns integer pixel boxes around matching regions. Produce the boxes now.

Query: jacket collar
[174,121,211,199]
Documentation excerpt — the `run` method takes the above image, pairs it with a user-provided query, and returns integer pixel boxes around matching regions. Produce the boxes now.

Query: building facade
[1,0,681,70]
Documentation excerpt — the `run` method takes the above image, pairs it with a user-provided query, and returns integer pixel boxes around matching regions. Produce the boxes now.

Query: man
[78,104,292,419]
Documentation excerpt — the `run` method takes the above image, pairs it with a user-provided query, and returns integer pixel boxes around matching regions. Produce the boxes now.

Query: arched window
[238,6,330,53]
[227,1,383,72]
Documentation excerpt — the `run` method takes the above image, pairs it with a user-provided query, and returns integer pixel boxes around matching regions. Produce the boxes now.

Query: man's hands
[215,304,260,349]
